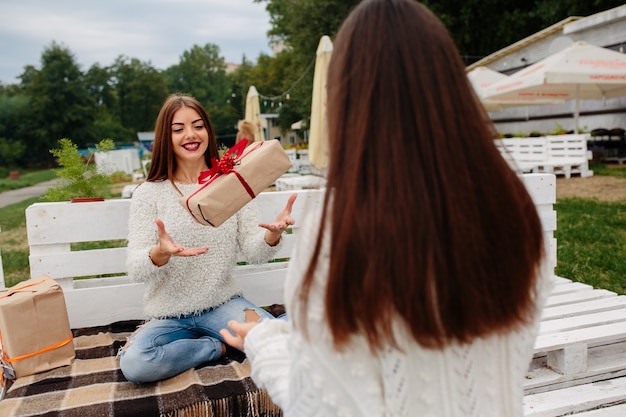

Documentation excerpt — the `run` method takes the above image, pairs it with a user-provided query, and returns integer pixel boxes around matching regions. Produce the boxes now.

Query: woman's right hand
[149,218,208,266]
[220,320,259,351]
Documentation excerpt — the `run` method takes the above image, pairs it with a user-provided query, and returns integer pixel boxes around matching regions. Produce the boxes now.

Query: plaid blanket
[0,321,282,417]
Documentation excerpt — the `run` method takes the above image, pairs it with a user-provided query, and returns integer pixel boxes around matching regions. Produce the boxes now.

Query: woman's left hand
[220,320,258,350]
[259,193,297,245]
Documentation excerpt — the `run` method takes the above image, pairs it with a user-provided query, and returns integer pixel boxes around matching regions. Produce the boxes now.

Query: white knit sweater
[126,180,281,319]
[245,206,553,417]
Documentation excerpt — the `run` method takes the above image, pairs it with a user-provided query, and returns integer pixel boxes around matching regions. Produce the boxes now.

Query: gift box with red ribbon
[180,139,292,226]
[0,276,75,378]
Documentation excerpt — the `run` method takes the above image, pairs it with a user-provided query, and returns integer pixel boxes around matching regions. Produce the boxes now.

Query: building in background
[468,5,626,136]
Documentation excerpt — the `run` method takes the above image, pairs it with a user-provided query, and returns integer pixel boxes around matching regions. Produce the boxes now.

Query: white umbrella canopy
[483,41,626,130]
[308,35,333,170]
[467,66,509,111]
[244,85,265,142]
[467,66,562,111]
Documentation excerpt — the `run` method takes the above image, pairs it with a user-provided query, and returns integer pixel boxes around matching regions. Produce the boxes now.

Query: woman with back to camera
[221,0,553,415]
[119,93,296,384]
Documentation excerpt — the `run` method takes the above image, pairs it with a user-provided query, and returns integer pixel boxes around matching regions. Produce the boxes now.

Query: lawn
[0,170,57,193]
[1,168,625,294]
[554,197,626,294]
[0,171,130,287]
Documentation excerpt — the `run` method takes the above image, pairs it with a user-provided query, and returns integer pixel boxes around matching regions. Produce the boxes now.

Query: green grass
[589,162,626,178]
[0,197,41,287]
[0,170,57,193]
[554,198,626,295]
[0,170,129,287]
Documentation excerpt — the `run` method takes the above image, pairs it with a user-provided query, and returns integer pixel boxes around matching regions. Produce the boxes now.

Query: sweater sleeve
[235,200,283,264]
[126,183,172,284]
[244,318,291,410]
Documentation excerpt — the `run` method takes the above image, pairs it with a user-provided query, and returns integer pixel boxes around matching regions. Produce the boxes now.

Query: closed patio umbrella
[308,35,333,170]
[244,85,265,142]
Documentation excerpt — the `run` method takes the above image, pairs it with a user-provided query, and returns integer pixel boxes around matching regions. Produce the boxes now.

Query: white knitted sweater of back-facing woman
[126,180,281,319]
[243,204,553,417]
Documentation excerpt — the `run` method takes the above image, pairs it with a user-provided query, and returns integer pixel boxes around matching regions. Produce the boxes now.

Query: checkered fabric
[0,321,281,417]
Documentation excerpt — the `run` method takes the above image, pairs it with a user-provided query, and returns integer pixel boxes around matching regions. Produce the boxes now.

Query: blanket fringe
[161,389,282,417]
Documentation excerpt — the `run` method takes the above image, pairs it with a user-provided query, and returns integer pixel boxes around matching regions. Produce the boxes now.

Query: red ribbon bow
[198,139,249,184]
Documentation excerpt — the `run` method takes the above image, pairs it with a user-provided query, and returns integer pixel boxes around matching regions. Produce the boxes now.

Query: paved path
[0,179,58,208]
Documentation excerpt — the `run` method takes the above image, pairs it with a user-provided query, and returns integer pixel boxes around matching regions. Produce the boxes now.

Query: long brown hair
[299,0,544,350]
[147,93,219,182]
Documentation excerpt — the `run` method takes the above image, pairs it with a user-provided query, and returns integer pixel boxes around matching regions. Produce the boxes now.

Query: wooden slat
[544,289,617,308]
[569,402,626,416]
[26,199,131,244]
[538,308,626,335]
[549,281,593,295]
[541,297,626,321]
[524,376,626,417]
[29,247,127,279]
[534,321,626,352]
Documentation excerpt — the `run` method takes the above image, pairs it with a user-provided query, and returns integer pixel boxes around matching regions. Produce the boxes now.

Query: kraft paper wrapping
[181,139,292,227]
[0,276,75,378]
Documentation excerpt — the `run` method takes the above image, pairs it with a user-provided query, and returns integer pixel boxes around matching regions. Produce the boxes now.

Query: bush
[42,138,115,201]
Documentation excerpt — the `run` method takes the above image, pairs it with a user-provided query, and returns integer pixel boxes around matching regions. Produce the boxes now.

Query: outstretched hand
[149,219,208,266]
[259,193,297,245]
[219,320,259,351]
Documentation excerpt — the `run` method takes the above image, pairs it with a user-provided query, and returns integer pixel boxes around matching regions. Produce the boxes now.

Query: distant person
[221,0,552,415]
[236,119,257,145]
[119,93,296,384]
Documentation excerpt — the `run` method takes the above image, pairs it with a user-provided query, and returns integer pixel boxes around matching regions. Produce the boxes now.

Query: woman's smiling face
[171,106,209,164]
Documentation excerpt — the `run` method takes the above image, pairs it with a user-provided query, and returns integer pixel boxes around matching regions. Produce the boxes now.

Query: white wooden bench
[23,189,323,329]
[496,134,594,178]
[544,135,594,178]
[497,137,548,174]
[5,173,626,416]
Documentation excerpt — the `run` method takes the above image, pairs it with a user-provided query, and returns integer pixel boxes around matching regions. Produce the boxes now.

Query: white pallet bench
[496,134,594,178]
[23,189,324,329]
[523,273,626,415]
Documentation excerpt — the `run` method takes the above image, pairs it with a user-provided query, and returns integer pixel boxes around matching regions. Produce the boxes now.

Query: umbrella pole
[574,85,580,133]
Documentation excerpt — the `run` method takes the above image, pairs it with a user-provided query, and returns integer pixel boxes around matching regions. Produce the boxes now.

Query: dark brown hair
[299,0,544,350]
[147,93,219,182]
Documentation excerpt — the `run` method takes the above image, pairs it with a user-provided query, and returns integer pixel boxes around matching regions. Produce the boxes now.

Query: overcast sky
[0,0,273,85]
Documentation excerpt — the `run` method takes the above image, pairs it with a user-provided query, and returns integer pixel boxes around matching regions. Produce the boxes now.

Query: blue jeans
[119,295,275,384]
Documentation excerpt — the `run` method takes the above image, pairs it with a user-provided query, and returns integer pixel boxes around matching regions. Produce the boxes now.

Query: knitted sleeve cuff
[245,319,291,409]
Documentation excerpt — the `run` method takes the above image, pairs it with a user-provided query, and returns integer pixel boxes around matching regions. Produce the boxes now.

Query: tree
[164,44,235,136]
[84,64,117,113]
[22,42,96,163]
[84,63,136,143]
[258,0,359,66]
[110,56,169,133]
[0,93,29,166]
[248,51,313,133]
[421,0,626,65]
[251,0,360,132]
[226,57,255,122]
[255,0,626,86]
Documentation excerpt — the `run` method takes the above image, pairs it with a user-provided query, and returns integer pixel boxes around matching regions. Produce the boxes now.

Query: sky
[0,0,273,85]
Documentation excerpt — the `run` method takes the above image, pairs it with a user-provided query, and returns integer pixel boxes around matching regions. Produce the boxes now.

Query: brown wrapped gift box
[0,276,75,378]
[181,139,292,226]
